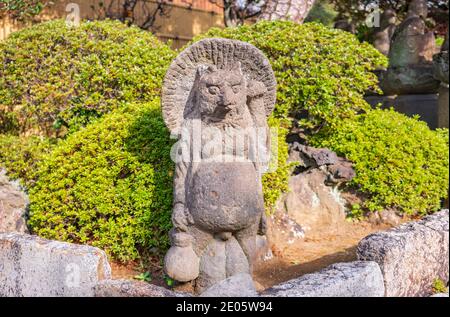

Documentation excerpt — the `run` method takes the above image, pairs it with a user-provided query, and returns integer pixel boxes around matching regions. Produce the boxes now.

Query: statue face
[196,64,247,122]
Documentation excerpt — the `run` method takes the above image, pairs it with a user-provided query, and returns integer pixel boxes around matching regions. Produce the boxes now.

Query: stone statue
[372,8,397,56]
[381,0,440,95]
[433,31,449,128]
[161,38,277,293]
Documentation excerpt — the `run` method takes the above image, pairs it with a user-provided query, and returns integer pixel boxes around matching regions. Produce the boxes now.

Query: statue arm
[172,147,194,232]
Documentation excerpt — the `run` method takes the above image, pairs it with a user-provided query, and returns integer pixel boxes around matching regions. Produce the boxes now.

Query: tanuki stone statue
[381,0,440,94]
[161,38,276,292]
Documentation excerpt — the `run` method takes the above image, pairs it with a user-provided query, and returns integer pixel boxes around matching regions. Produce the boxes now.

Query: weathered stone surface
[0,232,111,297]
[94,279,190,297]
[288,143,355,185]
[262,261,384,297]
[280,169,346,234]
[367,209,403,226]
[433,51,449,85]
[357,210,449,297]
[162,38,277,293]
[0,169,29,234]
[199,273,257,297]
[380,65,440,95]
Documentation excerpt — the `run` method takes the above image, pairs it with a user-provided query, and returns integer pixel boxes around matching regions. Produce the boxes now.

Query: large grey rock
[279,169,347,234]
[0,232,111,297]
[199,273,258,297]
[262,261,384,297]
[0,170,29,234]
[94,279,190,297]
[357,210,449,297]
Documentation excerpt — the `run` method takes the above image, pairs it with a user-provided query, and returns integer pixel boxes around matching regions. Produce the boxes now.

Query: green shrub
[262,117,292,211]
[194,20,387,131]
[311,109,449,215]
[0,134,55,185]
[27,99,175,262]
[0,19,175,136]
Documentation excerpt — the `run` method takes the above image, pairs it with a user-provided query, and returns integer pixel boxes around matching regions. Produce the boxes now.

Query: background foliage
[311,109,449,215]
[0,19,175,136]
[195,20,387,132]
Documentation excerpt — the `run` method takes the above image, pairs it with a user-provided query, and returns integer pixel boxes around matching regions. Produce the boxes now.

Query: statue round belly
[187,162,264,232]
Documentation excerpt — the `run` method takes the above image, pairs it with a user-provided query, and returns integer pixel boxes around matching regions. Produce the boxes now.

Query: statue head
[194,63,248,123]
[408,0,428,19]
[161,38,276,135]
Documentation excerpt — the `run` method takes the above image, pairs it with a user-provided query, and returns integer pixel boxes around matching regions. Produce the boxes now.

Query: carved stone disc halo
[161,38,277,135]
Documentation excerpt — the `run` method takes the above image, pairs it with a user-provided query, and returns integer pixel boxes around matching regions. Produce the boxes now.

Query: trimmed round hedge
[27,99,175,261]
[194,21,388,131]
[0,19,175,136]
[311,109,449,215]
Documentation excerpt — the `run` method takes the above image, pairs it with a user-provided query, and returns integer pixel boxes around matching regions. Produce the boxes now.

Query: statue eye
[208,86,220,95]
[231,84,241,93]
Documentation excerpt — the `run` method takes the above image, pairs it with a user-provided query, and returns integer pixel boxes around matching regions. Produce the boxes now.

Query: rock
[367,209,403,226]
[381,65,440,95]
[0,232,111,297]
[288,143,355,185]
[281,169,346,234]
[262,261,384,297]
[357,210,449,297]
[94,279,190,297]
[199,273,258,297]
[0,169,29,234]
[433,51,449,85]
[289,143,338,167]
[325,158,355,185]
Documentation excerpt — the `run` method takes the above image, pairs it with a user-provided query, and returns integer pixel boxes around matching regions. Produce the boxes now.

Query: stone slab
[357,210,449,297]
[0,232,111,297]
[94,279,190,297]
[262,261,384,297]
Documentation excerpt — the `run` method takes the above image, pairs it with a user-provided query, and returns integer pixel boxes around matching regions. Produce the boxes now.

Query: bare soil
[109,219,399,292]
[253,220,393,290]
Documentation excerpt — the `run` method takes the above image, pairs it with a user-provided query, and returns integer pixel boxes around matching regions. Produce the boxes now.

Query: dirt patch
[109,219,404,292]
[253,220,394,289]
